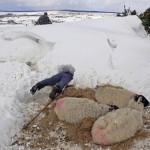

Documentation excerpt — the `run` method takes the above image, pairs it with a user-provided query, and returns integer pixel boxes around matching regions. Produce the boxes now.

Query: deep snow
[0,11,150,149]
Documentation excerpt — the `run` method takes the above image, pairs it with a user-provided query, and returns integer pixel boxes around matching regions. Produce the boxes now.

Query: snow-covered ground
[0,11,150,149]
[0,11,116,25]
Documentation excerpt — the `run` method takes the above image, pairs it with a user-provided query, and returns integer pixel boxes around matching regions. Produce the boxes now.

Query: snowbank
[0,62,29,148]
[0,31,54,63]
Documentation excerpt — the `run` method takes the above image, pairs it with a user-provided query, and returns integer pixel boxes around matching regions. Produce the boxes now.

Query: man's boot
[49,85,62,100]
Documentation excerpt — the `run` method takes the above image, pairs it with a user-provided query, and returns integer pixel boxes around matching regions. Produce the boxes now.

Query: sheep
[54,97,114,124]
[95,86,135,108]
[130,94,149,108]
[127,94,150,113]
[128,96,144,112]
[91,96,144,145]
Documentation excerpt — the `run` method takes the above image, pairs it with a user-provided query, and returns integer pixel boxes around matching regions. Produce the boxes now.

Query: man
[30,64,75,100]
[35,12,52,25]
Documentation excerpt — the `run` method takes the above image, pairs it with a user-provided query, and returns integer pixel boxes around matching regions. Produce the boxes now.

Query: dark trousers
[36,72,73,90]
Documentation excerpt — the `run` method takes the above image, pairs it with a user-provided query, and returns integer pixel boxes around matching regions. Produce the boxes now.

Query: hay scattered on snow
[13,86,150,150]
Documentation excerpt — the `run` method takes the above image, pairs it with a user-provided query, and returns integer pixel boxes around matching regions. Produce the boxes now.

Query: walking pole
[21,100,52,131]
[21,92,61,131]
[11,100,53,146]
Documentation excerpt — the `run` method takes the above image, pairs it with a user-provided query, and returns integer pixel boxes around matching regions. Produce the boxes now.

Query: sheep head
[132,94,149,107]
[128,94,149,111]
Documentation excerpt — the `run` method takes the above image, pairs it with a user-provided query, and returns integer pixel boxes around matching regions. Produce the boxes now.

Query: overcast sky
[0,0,149,12]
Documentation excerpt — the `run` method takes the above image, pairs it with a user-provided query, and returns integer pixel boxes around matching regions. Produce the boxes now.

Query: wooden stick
[11,100,52,146]
[22,91,62,131]
[22,100,51,131]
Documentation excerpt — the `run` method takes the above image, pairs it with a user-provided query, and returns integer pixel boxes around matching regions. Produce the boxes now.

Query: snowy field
[0,11,116,25]
[0,11,150,149]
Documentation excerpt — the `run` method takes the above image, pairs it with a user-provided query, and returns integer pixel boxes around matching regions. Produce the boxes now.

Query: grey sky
[0,0,149,12]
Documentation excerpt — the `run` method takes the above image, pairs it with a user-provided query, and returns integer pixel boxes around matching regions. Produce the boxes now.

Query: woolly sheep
[54,97,111,124]
[91,97,144,145]
[95,86,135,108]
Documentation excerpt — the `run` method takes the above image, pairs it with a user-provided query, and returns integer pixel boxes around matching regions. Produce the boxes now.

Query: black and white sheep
[131,94,149,108]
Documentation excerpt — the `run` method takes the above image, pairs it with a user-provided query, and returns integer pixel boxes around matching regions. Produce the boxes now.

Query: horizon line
[0,9,119,13]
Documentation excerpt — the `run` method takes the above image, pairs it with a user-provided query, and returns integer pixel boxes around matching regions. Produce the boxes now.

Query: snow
[0,11,150,149]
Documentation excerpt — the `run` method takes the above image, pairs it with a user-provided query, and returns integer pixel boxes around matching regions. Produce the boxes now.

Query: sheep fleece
[54,97,110,123]
[91,108,143,145]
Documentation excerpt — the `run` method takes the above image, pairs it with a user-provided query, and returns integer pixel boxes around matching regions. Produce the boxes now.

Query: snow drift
[0,14,150,149]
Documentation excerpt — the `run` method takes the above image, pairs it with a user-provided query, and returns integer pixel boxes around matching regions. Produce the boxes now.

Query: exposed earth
[12,86,150,150]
